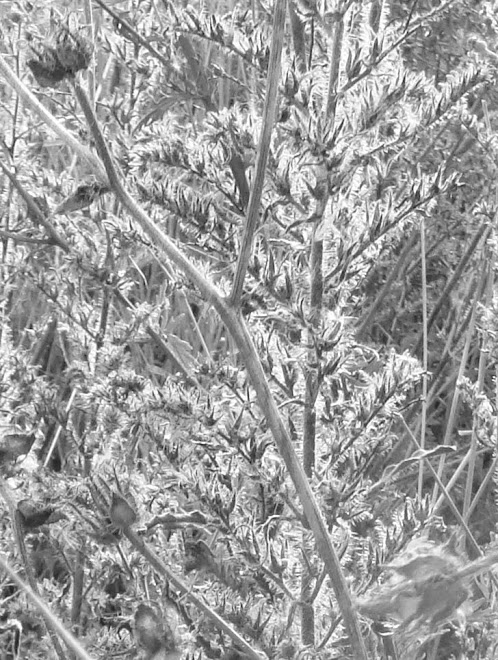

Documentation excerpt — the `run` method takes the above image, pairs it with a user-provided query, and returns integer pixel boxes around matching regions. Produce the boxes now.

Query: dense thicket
[1,1,498,659]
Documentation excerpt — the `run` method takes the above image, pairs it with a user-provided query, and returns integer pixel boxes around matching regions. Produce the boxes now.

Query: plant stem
[0,549,93,660]
[230,0,287,305]
[123,527,266,660]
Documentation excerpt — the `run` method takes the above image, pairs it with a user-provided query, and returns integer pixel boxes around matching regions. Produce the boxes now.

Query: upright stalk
[301,3,345,646]
[301,192,326,647]
[418,218,428,500]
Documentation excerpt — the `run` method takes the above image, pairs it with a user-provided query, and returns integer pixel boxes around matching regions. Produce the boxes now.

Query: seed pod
[109,491,137,529]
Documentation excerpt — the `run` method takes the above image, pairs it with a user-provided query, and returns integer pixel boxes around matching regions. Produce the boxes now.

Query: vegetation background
[1,0,498,658]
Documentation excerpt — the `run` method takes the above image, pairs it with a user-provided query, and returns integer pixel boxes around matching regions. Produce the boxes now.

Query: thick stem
[300,2,344,643]
[325,10,344,117]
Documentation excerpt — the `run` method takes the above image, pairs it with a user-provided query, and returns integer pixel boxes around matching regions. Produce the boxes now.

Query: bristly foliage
[2,0,498,659]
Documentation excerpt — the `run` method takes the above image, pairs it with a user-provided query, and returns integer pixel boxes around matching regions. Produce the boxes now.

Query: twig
[400,418,481,557]
[413,222,490,354]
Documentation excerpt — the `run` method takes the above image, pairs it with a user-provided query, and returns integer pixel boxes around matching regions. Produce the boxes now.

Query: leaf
[17,499,61,529]
[380,445,457,482]
[0,433,35,465]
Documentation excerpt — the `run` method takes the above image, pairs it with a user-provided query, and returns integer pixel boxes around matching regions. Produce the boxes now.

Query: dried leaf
[0,433,35,464]
[17,499,58,529]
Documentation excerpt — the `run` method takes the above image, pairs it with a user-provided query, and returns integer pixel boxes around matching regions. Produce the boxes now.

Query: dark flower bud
[109,491,137,529]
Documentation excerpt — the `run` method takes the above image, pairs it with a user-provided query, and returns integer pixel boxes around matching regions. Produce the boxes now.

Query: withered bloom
[27,25,92,88]
[54,181,110,214]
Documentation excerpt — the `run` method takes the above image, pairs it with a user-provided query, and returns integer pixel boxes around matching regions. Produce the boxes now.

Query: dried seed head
[27,47,66,88]
[55,27,92,74]
[55,181,110,214]
[109,491,137,529]
[27,25,92,88]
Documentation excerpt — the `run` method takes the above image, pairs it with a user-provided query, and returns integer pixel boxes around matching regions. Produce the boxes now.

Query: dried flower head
[27,46,66,88]
[26,24,92,88]
[17,499,60,529]
[55,27,92,74]
[109,491,137,529]
[54,181,110,215]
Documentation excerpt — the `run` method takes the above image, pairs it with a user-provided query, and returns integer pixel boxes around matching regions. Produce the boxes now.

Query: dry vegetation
[1,1,498,659]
